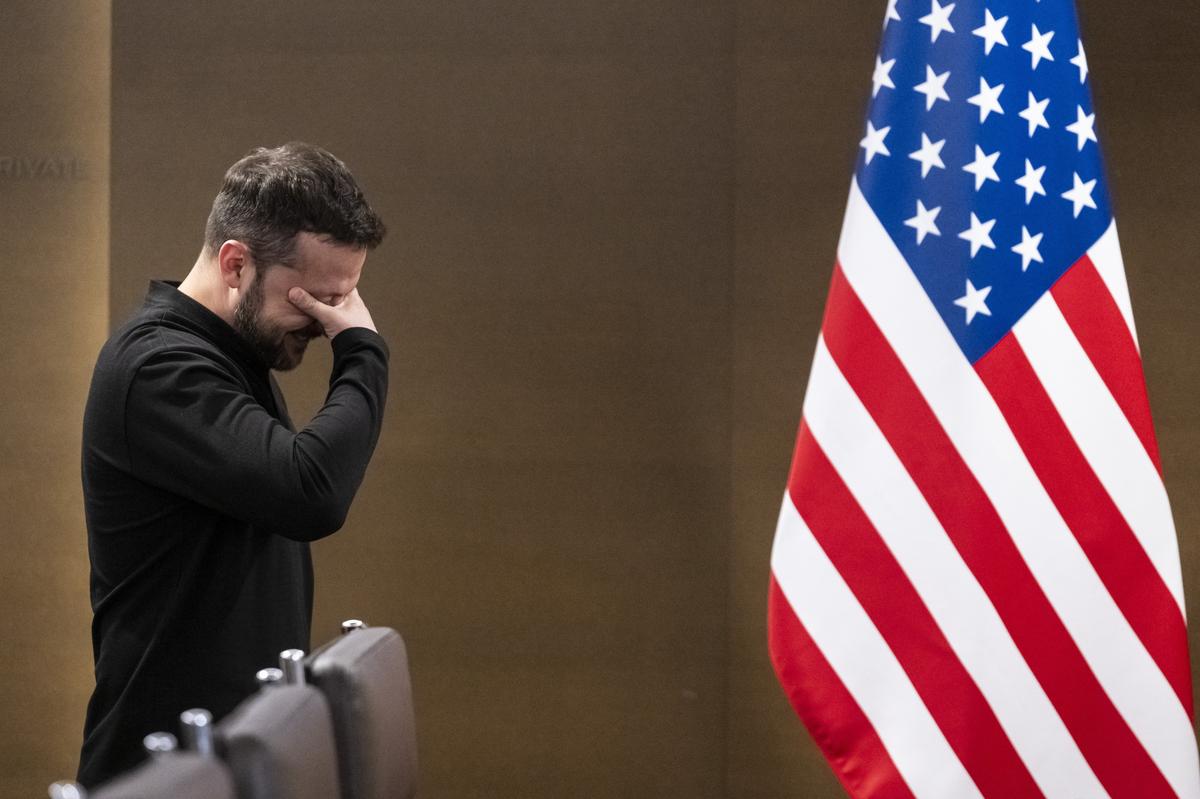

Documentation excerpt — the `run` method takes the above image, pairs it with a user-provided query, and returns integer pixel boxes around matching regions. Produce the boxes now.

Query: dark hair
[203,142,386,268]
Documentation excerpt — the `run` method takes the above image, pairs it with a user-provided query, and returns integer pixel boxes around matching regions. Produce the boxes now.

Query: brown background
[2,1,1197,797]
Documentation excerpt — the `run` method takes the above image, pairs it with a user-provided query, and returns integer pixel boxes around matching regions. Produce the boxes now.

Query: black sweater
[76,280,388,788]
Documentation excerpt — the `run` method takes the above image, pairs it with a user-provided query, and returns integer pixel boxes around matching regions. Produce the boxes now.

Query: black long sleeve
[77,281,389,789]
[124,328,387,541]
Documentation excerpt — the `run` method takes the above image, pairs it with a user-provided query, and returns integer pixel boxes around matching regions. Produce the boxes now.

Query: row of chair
[50,620,418,799]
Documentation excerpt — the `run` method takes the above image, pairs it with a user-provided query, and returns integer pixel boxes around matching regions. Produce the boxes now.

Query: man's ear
[216,240,253,289]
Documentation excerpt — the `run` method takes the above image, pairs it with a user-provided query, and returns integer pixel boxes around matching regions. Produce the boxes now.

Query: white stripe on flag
[1014,293,1184,613]
[1088,222,1139,350]
[836,178,1200,799]
[804,337,1106,798]
[770,495,982,799]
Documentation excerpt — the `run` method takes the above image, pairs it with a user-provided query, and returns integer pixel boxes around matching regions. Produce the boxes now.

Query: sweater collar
[143,279,272,374]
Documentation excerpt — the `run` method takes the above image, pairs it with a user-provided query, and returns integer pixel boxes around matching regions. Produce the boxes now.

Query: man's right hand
[288,287,378,339]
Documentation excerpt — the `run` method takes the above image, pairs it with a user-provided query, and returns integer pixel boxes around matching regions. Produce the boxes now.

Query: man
[76,142,389,788]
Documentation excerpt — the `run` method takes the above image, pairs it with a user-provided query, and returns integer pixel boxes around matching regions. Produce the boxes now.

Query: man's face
[232,232,367,371]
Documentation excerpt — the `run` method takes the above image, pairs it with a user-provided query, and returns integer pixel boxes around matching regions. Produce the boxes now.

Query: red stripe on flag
[768,574,916,799]
[977,334,1193,714]
[1051,254,1163,473]
[821,265,1174,798]
[786,423,1041,798]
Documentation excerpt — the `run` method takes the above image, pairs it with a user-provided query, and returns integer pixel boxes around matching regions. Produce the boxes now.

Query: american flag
[766,1,1200,797]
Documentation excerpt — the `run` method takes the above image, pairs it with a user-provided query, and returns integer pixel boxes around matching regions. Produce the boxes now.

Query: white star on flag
[972,9,1008,54]
[1011,226,1045,271]
[885,0,901,26]
[953,279,992,324]
[919,0,956,42]
[1019,92,1051,137]
[1066,106,1098,150]
[1023,24,1055,69]
[873,57,897,97]
[905,199,942,244]
[1071,39,1088,83]
[1015,159,1047,204]
[967,77,1005,122]
[859,121,891,163]
[958,212,997,256]
[909,133,947,178]
[914,65,952,110]
[1062,171,1098,217]
[962,145,1001,190]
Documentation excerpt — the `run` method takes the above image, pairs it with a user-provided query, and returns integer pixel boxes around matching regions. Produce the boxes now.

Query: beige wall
[2,1,1198,797]
[0,2,110,797]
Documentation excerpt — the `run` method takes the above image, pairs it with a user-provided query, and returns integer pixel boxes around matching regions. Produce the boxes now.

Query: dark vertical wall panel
[1085,1,1200,739]
[729,4,875,796]
[111,3,733,796]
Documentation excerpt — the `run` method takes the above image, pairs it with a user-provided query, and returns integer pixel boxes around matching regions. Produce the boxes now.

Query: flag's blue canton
[858,0,1111,364]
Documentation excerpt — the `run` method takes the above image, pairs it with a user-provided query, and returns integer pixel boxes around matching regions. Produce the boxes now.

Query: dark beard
[233,271,295,370]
